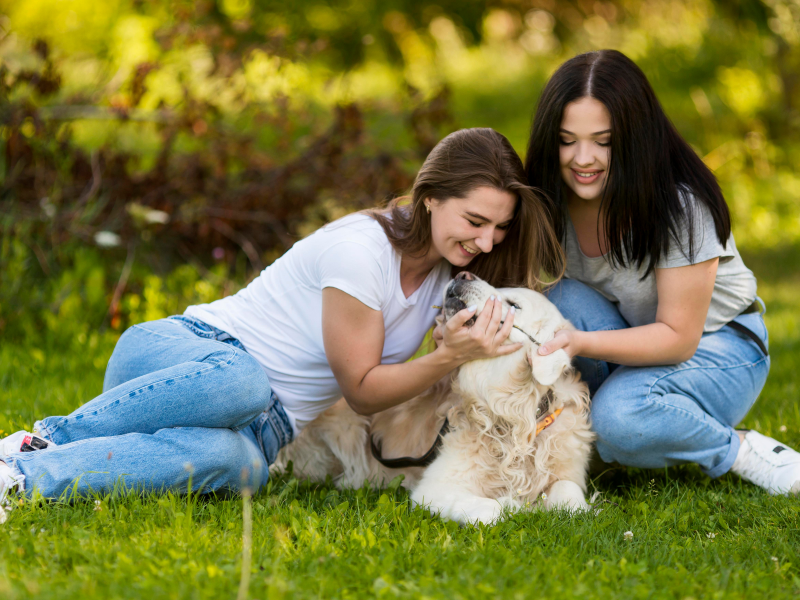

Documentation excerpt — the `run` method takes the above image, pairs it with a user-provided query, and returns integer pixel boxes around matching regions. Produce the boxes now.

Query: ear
[527,346,571,386]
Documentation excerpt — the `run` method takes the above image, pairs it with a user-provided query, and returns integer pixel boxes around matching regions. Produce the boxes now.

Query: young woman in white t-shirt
[527,50,800,495]
[0,127,564,501]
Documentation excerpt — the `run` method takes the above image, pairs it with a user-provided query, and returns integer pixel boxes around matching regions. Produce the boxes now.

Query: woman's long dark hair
[525,50,730,275]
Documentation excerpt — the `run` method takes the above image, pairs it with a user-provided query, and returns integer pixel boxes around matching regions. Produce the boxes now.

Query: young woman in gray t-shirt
[526,50,800,495]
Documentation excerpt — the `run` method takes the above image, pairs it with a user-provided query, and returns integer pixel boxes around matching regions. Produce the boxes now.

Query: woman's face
[559,97,612,204]
[427,186,516,267]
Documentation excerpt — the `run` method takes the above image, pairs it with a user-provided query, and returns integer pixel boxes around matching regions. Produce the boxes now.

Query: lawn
[1,246,799,599]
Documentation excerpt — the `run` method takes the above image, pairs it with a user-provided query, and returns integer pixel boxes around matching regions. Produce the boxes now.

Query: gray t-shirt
[563,198,757,332]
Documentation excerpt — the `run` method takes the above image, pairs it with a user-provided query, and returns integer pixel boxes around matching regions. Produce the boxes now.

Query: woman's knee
[103,325,144,391]
[228,352,272,417]
[590,387,652,455]
[546,279,628,332]
[590,393,631,448]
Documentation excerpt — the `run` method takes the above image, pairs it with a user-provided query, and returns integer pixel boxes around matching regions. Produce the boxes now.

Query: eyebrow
[465,211,512,225]
[559,128,612,136]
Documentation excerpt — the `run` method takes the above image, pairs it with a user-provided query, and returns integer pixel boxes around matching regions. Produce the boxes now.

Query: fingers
[446,305,478,330]
[494,305,515,343]
[495,342,524,356]
[472,296,495,334]
[538,331,569,355]
[486,297,503,337]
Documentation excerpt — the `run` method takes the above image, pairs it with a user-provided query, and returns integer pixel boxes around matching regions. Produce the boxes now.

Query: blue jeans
[546,279,770,478]
[4,316,293,499]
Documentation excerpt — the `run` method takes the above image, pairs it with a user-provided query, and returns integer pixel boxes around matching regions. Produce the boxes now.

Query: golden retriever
[272,273,595,525]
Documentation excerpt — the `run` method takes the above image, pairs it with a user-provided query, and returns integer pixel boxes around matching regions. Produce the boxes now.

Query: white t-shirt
[184,213,451,434]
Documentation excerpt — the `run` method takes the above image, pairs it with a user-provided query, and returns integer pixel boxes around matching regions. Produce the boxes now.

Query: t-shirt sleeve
[657,194,734,269]
[317,241,386,311]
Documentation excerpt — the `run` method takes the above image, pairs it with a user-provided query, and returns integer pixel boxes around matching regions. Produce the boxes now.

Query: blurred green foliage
[1,0,800,342]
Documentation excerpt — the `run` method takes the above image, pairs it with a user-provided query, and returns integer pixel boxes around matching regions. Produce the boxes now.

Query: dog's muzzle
[444,272,477,325]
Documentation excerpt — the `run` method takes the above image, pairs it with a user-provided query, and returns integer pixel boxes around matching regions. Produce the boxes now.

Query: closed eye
[506,301,521,310]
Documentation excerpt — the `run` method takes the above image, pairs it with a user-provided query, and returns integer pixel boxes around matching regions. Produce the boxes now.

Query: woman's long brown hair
[369,128,564,290]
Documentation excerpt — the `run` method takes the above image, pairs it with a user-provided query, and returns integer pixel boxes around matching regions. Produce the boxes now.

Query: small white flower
[540,492,547,501]
[143,209,169,225]
[623,530,633,541]
[772,556,779,563]
[779,425,787,433]
[94,500,102,512]
[707,532,716,539]
[0,507,7,525]
[94,231,121,248]
[517,489,524,496]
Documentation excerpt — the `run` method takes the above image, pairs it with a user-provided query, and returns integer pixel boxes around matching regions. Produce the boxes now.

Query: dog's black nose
[455,271,475,281]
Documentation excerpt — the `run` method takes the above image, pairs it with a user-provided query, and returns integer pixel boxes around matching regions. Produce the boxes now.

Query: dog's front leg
[410,453,520,525]
[542,480,589,513]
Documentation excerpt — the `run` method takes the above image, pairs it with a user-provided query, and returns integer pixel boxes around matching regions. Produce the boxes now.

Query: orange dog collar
[535,407,563,435]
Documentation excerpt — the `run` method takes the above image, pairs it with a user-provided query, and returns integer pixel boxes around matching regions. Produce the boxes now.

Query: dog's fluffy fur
[272,275,595,524]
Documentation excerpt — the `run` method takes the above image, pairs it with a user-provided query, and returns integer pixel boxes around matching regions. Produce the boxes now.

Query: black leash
[726,321,768,356]
[370,418,450,469]
[725,299,768,356]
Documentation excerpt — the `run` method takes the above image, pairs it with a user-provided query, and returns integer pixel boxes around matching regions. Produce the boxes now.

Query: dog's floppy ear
[527,346,571,386]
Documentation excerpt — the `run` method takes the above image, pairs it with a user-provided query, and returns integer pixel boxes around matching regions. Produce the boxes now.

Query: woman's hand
[537,329,582,358]
[436,297,523,363]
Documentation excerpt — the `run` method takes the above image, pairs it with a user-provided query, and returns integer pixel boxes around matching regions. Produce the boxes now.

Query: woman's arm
[322,288,522,415]
[539,257,718,366]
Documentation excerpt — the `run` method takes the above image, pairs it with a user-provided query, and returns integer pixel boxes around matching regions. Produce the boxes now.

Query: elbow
[344,396,374,416]
[674,339,701,364]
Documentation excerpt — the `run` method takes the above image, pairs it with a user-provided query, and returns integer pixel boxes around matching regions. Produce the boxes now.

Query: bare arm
[539,257,718,366]
[322,287,522,415]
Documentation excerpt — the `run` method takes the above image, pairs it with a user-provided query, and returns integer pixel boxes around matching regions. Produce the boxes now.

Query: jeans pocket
[168,315,217,339]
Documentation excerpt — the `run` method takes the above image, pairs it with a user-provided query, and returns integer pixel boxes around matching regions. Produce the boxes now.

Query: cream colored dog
[272,274,595,525]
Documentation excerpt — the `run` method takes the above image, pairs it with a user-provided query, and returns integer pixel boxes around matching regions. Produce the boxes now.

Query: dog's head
[441,272,573,389]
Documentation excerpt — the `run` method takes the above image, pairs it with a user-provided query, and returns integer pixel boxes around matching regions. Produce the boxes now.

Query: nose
[455,271,475,281]
[574,142,595,167]
[474,228,494,253]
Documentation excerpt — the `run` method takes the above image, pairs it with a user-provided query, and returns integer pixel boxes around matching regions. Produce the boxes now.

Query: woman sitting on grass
[529,50,800,495]
[0,128,563,501]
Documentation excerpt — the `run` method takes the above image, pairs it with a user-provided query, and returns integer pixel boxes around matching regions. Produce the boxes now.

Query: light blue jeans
[4,316,293,499]
[546,279,770,478]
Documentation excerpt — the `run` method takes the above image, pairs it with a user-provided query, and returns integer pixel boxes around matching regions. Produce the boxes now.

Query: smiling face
[559,97,612,205]
[426,186,516,268]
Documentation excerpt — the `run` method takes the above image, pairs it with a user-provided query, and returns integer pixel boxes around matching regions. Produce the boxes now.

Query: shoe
[0,430,53,456]
[0,460,24,504]
[731,430,800,495]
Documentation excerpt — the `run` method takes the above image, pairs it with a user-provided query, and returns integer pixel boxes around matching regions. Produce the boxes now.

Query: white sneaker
[0,430,54,456]
[0,460,24,504]
[731,430,800,495]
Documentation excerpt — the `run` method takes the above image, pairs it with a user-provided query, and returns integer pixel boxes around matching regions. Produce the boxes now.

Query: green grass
[1,246,800,599]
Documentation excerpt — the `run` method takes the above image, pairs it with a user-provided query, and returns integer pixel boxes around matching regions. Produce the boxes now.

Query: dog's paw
[543,480,589,514]
[455,496,520,526]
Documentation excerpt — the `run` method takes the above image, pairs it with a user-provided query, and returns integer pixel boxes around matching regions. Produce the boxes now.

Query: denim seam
[54,349,240,429]
[645,355,769,397]
[168,316,218,339]
[133,322,239,355]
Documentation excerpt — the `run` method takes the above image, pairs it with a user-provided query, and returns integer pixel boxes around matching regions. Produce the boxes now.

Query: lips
[459,242,479,257]
[571,169,602,185]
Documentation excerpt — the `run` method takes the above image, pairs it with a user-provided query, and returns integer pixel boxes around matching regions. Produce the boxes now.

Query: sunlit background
[2,0,800,340]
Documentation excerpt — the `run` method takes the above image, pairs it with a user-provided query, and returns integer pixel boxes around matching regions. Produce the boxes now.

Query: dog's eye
[506,301,521,310]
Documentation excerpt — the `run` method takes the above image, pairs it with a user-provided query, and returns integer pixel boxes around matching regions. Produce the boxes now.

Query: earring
[425,203,431,214]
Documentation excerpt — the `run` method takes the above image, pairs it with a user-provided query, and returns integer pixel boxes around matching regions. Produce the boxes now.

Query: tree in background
[1,0,799,339]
